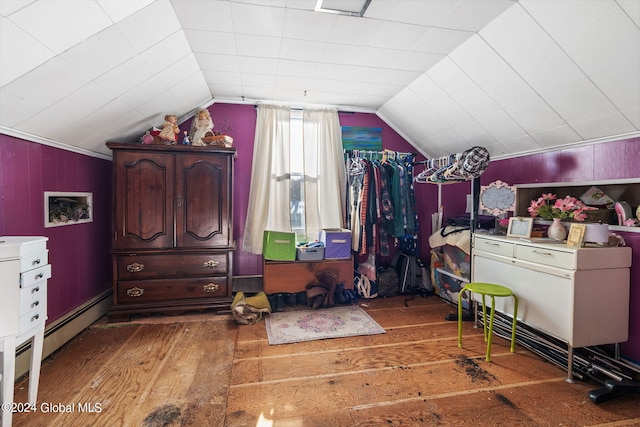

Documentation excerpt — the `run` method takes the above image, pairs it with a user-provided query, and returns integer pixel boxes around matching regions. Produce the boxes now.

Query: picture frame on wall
[506,217,533,238]
[44,191,93,228]
[341,126,382,151]
[567,223,587,247]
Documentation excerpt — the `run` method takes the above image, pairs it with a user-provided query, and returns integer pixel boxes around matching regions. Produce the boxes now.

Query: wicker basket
[202,134,234,147]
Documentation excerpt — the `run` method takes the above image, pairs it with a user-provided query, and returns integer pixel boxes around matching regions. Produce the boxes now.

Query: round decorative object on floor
[548,218,567,241]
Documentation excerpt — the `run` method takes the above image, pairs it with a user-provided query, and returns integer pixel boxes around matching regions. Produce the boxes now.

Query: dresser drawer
[19,303,47,332]
[516,245,574,269]
[474,236,514,257]
[116,253,229,280]
[20,281,47,314]
[117,276,229,303]
[20,264,51,288]
[20,250,48,273]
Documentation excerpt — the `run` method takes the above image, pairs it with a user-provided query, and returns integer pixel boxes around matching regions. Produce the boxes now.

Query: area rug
[265,305,386,345]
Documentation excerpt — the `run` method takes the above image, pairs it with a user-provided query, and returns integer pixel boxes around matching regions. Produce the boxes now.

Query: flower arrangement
[528,193,592,222]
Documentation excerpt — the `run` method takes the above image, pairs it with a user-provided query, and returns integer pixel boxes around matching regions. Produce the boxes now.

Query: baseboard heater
[13,289,112,380]
[480,308,640,385]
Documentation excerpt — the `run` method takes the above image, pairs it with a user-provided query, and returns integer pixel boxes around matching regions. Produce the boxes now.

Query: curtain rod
[253,104,356,114]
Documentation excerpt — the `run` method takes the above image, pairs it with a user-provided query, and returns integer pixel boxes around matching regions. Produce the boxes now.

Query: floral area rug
[265,305,385,345]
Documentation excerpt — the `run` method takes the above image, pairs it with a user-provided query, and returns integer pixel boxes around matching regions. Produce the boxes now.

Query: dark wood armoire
[106,142,236,322]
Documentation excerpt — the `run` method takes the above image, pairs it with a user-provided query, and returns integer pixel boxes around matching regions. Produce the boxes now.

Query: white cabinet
[1,236,50,427]
[472,234,631,380]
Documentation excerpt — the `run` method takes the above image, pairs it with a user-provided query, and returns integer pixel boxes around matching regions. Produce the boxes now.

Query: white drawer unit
[472,234,632,381]
[1,236,51,427]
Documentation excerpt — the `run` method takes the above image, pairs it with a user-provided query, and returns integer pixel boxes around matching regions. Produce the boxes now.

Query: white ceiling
[0,0,639,159]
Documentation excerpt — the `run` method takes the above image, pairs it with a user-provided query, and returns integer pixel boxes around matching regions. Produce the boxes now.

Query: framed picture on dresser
[506,217,533,238]
[567,223,587,247]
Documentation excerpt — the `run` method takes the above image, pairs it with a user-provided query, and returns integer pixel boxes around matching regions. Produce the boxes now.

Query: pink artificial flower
[573,211,587,222]
[554,196,576,212]
[541,193,556,201]
[528,199,543,217]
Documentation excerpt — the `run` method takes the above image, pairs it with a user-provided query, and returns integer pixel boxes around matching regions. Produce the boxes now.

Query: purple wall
[0,134,112,324]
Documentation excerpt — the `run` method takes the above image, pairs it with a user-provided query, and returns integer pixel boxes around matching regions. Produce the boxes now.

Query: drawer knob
[203,283,219,293]
[35,272,44,280]
[203,260,219,269]
[127,263,145,273]
[32,314,40,322]
[32,286,40,293]
[32,258,41,265]
[126,287,145,297]
[32,301,40,308]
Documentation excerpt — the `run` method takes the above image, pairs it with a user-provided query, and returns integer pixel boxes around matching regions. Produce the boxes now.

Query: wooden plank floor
[8,296,640,426]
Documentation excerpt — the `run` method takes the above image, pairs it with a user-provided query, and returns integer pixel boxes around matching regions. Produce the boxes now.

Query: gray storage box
[296,246,325,261]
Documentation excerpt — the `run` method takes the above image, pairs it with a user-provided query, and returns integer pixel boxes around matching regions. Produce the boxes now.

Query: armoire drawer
[117,276,229,303]
[474,236,514,257]
[116,253,229,280]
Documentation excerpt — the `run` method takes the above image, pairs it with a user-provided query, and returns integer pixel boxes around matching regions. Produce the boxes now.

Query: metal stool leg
[457,286,466,348]
[481,294,488,342]
[510,294,518,353]
[486,295,497,361]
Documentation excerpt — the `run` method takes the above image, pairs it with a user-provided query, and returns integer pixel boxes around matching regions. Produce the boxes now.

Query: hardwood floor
[9,296,640,426]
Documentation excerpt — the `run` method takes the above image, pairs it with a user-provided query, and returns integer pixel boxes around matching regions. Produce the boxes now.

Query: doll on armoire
[189,109,214,146]
[158,114,179,144]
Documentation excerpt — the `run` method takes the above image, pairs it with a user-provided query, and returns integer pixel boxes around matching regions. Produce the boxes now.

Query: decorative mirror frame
[480,180,517,216]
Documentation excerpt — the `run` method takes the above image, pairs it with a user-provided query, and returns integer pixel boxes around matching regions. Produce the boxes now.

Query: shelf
[515,179,640,234]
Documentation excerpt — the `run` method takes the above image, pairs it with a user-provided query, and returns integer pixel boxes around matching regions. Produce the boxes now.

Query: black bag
[442,214,495,237]
[377,268,399,297]
[389,250,424,295]
[446,213,495,230]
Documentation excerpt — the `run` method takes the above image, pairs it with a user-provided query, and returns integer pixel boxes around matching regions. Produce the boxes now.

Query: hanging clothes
[344,151,418,258]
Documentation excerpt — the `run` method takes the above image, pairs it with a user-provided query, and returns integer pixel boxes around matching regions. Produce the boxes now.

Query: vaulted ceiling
[1,0,638,160]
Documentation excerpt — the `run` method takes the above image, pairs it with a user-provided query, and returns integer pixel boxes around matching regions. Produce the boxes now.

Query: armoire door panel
[176,154,231,248]
[115,152,175,249]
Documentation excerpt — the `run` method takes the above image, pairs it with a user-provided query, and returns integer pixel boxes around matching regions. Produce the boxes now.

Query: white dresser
[472,233,631,381]
[1,236,50,427]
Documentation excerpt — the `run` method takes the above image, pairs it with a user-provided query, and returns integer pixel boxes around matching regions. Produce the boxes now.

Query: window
[243,104,345,255]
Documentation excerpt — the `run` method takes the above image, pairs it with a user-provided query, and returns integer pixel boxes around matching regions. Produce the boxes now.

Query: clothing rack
[417,149,487,323]
[345,149,415,162]
[413,146,489,185]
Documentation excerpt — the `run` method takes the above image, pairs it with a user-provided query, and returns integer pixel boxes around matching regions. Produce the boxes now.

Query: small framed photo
[567,223,587,247]
[506,217,533,238]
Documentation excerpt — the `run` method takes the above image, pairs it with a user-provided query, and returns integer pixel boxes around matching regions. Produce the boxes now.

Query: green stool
[458,282,518,361]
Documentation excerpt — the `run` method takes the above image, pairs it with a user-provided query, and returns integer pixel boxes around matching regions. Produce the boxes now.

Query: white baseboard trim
[14,290,112,380]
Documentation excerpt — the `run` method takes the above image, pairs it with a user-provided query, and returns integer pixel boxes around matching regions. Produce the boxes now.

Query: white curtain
[242,104,291,254]
[242,104,346,254]
[302,108,346,239]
